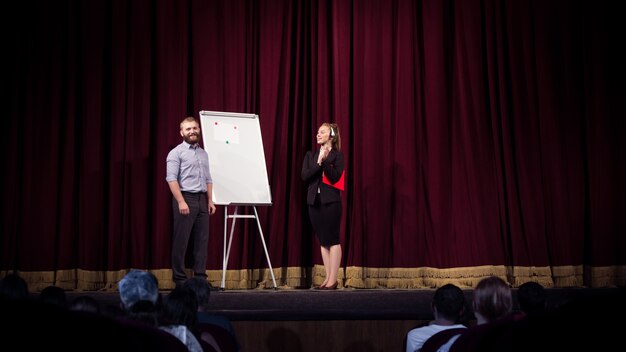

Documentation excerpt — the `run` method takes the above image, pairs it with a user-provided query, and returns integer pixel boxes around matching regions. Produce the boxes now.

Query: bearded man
[166,117,216,287]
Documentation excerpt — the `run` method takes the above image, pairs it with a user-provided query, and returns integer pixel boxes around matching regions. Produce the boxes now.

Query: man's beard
[184,133,200,144]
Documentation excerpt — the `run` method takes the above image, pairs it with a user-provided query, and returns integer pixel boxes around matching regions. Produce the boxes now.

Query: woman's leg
[328,244,342,286]
[320,245,331,287]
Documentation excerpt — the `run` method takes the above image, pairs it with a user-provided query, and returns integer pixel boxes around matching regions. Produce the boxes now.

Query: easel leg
[221,206,239,289]
[253,206,277,288]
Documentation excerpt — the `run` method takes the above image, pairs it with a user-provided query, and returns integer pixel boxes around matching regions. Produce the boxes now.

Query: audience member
[118,270,162,326]
[503,288,626,351]
[0,273,29,301]
[437,276,513,352]
[38,285,68,309]
[159,286,205,352]
[118,270,160,309]
[183,277,237,334]
[471,276,513,324]
[516,281,547,316]
[405,284,467,352]
[184,276,239,351]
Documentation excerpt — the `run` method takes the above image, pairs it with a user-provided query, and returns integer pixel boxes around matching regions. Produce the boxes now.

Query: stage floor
[60,286,624,321]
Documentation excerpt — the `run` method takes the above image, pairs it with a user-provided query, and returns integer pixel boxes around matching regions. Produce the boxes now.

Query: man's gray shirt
[166,141,213,193]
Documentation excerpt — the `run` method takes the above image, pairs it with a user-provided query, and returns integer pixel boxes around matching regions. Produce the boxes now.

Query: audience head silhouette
[118,270,159,309]
[38,285,67,308]
[517,281,547,315]
[182,276,211,308]
[0,273,29,300]
[433,283,466,322]
[473,276,512,324]
[405,283,468,352]
[161,286,199,327]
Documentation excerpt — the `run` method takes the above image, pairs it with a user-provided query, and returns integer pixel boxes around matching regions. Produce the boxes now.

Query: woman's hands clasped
[317,146,331,165]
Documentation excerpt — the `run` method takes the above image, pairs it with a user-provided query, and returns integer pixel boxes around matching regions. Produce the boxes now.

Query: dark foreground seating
[1,297,187,352]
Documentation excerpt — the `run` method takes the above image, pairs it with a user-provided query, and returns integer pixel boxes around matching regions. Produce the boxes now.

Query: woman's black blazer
[301,149,345,205]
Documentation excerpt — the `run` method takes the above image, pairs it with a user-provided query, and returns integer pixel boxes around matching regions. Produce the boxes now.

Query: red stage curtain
[1,0,624,290]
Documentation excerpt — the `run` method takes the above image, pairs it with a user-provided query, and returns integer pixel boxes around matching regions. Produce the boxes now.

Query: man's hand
[178,201,190,215]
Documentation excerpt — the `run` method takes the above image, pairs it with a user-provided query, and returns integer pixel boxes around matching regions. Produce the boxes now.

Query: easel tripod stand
[220,205,277,289]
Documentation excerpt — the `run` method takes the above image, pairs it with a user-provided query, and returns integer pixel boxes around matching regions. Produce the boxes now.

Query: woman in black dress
[301,122,345,290]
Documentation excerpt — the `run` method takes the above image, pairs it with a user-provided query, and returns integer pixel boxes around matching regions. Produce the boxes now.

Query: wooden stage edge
[58,286,625,321]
